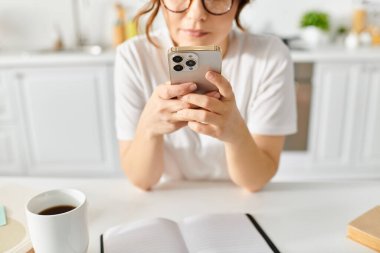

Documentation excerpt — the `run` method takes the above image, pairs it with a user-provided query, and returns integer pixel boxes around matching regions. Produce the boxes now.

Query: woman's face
[162,0,239,47]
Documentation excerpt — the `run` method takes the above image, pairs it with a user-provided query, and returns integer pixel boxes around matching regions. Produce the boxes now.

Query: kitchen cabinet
[1,50,380,179]
[356,64,380,167]
[0,126,25,174]
[278,61,380,180]
[311,62,380,168]
[0,65,120,176]
[310,63,356,165]
[0,71,26,174]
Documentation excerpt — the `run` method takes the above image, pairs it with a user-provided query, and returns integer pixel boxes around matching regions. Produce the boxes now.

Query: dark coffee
[38,205,76,215]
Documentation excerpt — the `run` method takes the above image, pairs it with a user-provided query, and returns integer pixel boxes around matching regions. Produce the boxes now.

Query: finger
[157,82,197,99]
[174,121,188,128]
[205,91,221,99]
[205,71,234,99]
[187,121,218,137]
[165,99,191,112]
[180,93,224,114]
[174,109,222,125]
[180,91,219,110]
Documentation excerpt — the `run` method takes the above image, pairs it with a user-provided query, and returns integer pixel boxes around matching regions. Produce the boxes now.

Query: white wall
[241,0,356,36]
[0,0,359,51]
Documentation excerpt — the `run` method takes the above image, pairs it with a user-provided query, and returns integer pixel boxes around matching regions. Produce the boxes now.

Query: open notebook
[101,213,280,253]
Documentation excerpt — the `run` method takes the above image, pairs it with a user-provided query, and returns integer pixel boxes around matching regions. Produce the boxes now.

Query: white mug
[25,189,89,253]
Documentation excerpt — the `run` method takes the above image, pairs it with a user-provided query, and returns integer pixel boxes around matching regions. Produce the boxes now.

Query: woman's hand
[137,82,197,138]
[174,71,247,143]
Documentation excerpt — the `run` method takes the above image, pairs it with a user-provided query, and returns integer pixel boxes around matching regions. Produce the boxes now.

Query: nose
[186,0,207,21]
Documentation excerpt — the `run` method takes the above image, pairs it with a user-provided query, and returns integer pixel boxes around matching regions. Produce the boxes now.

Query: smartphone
[168,45,222,94]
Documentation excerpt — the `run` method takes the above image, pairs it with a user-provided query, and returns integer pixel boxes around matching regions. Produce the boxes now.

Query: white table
[1,177,379,253]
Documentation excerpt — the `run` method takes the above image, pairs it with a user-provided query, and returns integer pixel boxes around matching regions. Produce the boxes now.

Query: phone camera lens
[173,65,184,71]
[186,60,196,67]
[172,56,183,63]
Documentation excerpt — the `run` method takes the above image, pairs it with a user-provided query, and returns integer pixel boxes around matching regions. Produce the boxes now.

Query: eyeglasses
[162,0,234,16]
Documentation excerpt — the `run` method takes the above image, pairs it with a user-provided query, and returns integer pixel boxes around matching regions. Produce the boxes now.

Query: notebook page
[103,218,189,253]
[179,213,273,253]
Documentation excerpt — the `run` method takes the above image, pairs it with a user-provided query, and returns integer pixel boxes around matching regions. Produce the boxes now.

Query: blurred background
[0,0,379,51]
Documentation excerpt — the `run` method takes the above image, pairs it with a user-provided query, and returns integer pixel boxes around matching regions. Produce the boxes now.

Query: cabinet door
[310,63,361,166]
[13,66,117,176]
[0,73,12,123]
[0,126,25,174]
[0,72,25,174]
[358,64,380,167]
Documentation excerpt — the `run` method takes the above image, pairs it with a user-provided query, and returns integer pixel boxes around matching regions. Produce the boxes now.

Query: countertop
[1,46,380,67]
[0,177,379,253]
[0,49,116,67]
[290,46,380,62]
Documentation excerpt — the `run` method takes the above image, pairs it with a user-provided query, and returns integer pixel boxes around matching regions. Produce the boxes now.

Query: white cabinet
[279,61,380,180]
[310,63,356,165]
[309,62,380,175]
[357,64,380,167]
[0,72,26,174]
[0,126,25,174]
[0,65,119,176]
[1,55,378,178]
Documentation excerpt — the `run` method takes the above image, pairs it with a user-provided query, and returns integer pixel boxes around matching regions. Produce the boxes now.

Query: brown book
[347,206,380,252]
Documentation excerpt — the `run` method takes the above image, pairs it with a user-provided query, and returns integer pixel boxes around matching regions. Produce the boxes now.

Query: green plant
[336,25,348,35]
[300,11,330,32]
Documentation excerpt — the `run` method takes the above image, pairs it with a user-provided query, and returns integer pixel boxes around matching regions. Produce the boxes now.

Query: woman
[114,0,297,191]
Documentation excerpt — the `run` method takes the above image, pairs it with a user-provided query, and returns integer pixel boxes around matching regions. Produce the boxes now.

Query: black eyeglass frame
[161,0,234,16]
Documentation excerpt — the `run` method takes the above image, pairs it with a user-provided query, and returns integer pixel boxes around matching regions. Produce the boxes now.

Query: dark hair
[133,0,250,47]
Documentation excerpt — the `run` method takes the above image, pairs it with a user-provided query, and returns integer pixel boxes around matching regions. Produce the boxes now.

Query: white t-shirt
[114,29,297,181]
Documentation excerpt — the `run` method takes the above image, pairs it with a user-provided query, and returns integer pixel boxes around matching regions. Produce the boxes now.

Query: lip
[180,29,209,38]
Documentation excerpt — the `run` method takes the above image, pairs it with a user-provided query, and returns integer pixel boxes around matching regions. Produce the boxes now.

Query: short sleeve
[114,44,146,140]
[247,38,297,135]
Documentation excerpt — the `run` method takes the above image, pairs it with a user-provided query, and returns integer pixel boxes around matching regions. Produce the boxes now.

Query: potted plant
[300,11,330,48]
